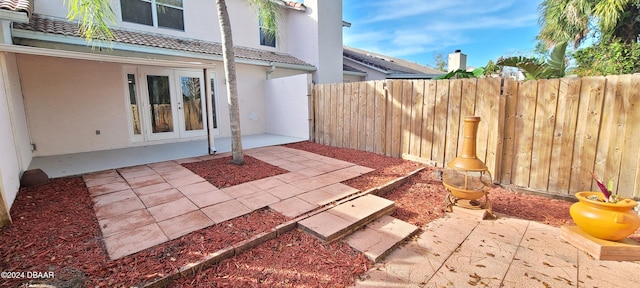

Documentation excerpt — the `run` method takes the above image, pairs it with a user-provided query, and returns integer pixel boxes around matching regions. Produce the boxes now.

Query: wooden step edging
[141,166,426,287]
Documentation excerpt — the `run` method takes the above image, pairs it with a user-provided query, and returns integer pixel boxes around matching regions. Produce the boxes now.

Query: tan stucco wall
[18,54,131,156]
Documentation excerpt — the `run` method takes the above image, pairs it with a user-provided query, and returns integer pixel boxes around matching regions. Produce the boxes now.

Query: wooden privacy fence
[312,75,640,199]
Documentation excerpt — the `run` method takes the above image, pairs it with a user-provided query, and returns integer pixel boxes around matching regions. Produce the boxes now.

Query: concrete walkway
[354,213,640,287]
[83,146,372,259]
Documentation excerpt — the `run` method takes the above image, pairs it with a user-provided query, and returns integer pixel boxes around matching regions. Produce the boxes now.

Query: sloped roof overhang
[9,14,316,71]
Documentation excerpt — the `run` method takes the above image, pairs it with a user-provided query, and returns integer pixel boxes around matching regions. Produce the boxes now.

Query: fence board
[593,75,622,193]
[445,79,462,166]
[500,79,518,184]
[618,74,640,198]
[475,78,492,165]
[349,83,359,149]
[433,80,450,167]
[482,78,503,181]
[420,80,437,159]
[570,77,606,192]
[529,79,560,190]
[316,85,325,144]
[365,82,376,152]
[390,80,403,157]
[512,80,537,187]
[401,81,414,155]
[342,83,352,148]
[548,77,581,194]
[458,79,477,156]
[410,80,425,156]
[357,82,368,150]
[335,83,344,147]
[374,81,386,154]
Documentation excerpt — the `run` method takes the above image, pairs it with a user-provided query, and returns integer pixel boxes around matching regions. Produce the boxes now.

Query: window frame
[120,0,185,31]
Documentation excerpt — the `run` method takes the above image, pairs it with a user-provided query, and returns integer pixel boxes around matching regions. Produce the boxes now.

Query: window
[259,18,276,47]
[120,0,184,31]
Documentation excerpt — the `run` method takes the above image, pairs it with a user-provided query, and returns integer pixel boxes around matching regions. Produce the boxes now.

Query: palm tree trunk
[216,0,244,165]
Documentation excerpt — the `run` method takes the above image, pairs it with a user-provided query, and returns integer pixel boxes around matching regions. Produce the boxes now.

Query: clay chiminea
[442,116,493,212]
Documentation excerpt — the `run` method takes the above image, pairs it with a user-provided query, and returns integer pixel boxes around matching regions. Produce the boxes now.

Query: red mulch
[0,141,600,287]
[182,155,288,188]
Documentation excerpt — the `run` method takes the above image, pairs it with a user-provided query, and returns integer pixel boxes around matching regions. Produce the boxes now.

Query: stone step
[344,215,419,262]
[298,194,395,243]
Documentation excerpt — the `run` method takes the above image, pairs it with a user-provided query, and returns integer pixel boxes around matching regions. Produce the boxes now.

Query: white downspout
[266,63,276,79]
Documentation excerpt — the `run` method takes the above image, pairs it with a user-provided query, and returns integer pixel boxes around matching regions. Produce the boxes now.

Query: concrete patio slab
[132,182,174,196]
[354,213,640,287]
[84,145,371,259]
[269,197,318,218]
[158,210,214,240]
[94,196,146,220]
[124,174,166,189]
[92,189,137,208]
[87,181,131,197]
[147,197,199,222]
[236,191,281,210]
[103,223,169,260]
[265,183,306,200]
[139,188,184,208]
[201,199,252,223]
[97,209,156,238]
[345,215,419,262]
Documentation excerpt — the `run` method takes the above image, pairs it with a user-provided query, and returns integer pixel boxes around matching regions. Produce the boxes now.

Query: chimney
[447,49,467,72]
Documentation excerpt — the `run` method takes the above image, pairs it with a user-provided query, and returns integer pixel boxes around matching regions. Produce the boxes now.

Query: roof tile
[0,0,33,17]
[13,14,313,68]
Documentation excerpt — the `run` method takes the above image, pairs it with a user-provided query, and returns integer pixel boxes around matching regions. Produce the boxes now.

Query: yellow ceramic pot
[570,191,640,241]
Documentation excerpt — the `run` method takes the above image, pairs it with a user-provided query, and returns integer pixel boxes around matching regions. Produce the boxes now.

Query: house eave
[343,70,366,76]
[0,9,28,23]
[0,42,218,68]
[11,28,316,71]
[386,73,444,79]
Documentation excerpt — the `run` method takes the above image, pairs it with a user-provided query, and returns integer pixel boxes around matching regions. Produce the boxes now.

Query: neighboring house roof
[12,14,314,68]
[343,64,365,73]
[343,46,443,76]
[0,0,32,16]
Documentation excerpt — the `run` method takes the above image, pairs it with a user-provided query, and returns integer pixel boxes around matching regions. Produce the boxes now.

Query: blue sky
[341,0,543,69]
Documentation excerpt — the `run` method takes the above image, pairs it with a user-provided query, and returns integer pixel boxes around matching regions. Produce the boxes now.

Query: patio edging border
[140,166,426,288]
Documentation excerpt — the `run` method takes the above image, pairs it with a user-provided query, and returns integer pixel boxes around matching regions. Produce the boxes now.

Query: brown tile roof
[0,0,33,17]
[283,1,306,11]
[13,14,314,68]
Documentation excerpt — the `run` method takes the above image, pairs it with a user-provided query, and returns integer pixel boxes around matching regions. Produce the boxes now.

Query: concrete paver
[201,200,252,223]
[354,213,640,287]
[158,210,214,240]
[147,197,199,222]
[269,197,318,218]
[103,223,169,260]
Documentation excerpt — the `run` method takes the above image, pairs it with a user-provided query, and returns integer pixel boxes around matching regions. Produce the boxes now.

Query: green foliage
[65,0,116,45]
[434,67,486,79]
[496,42,567,80]
[572,40,640,75]
[250,0,281,42]
[538,0,640,47]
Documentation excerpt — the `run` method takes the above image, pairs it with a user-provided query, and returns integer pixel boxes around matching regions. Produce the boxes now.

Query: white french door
[126,67,208,142]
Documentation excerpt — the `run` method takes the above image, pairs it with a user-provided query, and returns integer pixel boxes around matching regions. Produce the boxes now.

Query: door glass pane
[120,0,153,26]
[147,75,173,133]
[157,4,184,30]
[127,74,141,135]
[181,76,203,131]
[210,78,218,129]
